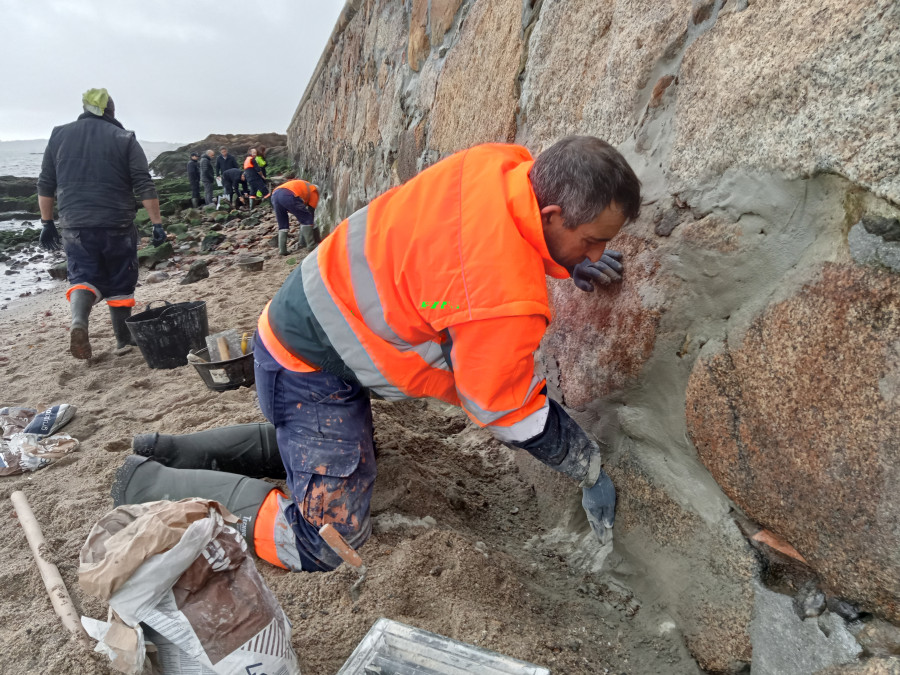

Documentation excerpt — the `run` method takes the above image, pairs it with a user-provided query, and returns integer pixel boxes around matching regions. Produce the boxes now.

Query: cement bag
[79,499,300,675]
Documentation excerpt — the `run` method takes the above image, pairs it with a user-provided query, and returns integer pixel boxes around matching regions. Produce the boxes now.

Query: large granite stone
[687,264,900,621]
[542,232,664,409]
[671,0,900,203]
[428,0,522,154]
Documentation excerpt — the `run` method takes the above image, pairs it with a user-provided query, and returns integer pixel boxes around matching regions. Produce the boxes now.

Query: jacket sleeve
[37,132,57,198]
[127,135,158,201]
[448,314,603,486]
[447,315,550,443]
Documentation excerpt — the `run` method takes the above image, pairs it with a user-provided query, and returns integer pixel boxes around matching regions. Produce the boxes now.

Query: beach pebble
[146,271,169,284]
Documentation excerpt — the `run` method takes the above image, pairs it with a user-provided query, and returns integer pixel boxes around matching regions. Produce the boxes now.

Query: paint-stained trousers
[253,337,377,571]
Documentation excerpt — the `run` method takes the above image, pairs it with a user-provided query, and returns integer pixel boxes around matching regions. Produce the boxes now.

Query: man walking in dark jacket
[37,88,166,360]
[199,150,216,205]
[215,146,238,179]
[187,152,201,208]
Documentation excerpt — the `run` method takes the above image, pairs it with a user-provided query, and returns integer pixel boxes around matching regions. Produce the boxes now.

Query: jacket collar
[77,111,125,129]
[505,160,569,279]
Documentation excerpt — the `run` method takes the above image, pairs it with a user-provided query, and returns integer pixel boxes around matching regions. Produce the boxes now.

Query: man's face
[542,202,627,274]
[221,149,228,157]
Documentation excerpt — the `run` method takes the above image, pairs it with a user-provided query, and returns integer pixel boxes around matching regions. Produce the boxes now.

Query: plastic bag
[79,499,300,675]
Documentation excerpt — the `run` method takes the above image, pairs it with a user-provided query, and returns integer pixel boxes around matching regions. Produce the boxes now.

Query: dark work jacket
[186,158,200,185]
[37,113,158,229]
[215,154,238,176]
[199,156,215,183]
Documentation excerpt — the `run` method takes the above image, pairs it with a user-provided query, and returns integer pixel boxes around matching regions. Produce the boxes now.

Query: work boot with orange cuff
[131,423,285,478]
[111,455,277,550]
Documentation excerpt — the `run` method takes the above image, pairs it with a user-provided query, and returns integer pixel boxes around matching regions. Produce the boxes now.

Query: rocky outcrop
[150,134,288,178]
[286,0,900,669]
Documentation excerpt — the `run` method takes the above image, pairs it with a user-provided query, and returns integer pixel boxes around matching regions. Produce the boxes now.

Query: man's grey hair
[529,136,642,228]
[206,149,215,156]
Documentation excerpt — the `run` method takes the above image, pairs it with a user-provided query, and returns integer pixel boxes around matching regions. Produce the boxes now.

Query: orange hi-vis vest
[273,179,319,208]
[243,156,255,169]
[260,144,569,443]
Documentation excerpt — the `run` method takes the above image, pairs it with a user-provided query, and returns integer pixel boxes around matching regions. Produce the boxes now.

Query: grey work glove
[39,219,62,252]
[573,250,624,292]
[151,223,166,247]
[582,468,616,545]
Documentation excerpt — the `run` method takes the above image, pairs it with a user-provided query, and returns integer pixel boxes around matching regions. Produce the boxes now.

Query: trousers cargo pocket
[284,432,362,478]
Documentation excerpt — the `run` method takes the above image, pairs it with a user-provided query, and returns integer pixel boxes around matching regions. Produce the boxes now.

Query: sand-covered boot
[131,423,285,478]
[191,197,200,209]
[109,305,135,355]
[69,288,95,359]
[277,230,288,256]
[111,456,276,547]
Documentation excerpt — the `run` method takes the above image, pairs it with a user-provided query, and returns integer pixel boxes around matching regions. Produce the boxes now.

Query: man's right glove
[572,250,624,292]
[582,469,616,546]
[151,223,166,247]
[39,219,62,252]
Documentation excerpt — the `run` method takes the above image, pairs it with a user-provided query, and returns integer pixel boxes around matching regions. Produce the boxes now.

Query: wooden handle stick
[10,491,89,642]
[217,336,230,361]
[319,523,364,569]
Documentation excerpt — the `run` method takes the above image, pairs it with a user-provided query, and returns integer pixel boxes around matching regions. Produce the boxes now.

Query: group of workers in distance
[39,88,640,579]
[186,145,320,257]
[186,145,270,210]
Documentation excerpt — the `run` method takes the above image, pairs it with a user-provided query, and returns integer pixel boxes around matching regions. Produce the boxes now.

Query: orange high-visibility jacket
[273,179,319,208]
[260,144,569,443]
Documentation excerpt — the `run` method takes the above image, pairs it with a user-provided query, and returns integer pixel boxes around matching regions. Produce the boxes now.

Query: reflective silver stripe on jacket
[456,370,544,426]
[489,399,550,443]
[346,208,448,370]
[301,246,406,400]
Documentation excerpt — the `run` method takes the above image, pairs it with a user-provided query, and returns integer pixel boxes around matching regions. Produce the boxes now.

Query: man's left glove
[573,250,624,292]
[39,219,62,252]
[582,469,616,545]
[151,223,166,247]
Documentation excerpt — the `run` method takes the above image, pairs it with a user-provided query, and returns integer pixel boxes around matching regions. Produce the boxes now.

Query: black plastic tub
[189,347,255,392]
[125,301,209,369]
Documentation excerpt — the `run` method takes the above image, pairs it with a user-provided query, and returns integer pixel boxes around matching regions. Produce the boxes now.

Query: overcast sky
[0,0,344,143]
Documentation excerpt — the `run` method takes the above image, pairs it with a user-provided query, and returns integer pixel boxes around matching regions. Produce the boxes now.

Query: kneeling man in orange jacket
[113,136,641,572]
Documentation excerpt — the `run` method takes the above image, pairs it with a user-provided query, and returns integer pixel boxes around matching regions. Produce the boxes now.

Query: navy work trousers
[253,337,377,571]
[272,189,315,230]
[61,226,139,300]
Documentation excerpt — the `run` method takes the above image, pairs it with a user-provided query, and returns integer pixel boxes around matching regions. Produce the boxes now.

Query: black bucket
[189,347,255,392]
[125,301,210,369]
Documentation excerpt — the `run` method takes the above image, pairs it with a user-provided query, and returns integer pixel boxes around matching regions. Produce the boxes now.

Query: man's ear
[540,204,564,229]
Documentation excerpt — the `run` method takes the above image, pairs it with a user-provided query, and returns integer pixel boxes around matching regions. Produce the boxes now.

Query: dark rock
[200,232,226,252]
[861,216,900,242]
[828,597,864,623]
[180,260,209,285]
[794,581,827,619]
[655,209,684,236]
[687,264,900,622]
[137,242,174,268]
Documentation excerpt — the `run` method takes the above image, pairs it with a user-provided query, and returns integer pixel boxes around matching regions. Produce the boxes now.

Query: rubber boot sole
[70,325,92,360]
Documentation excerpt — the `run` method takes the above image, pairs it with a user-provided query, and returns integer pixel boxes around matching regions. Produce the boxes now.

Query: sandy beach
[0,209,699,674]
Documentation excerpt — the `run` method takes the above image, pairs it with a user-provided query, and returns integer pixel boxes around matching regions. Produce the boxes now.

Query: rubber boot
[300,226,319,251]
[191,197,200,209]
[249,197,256,209]
[131,423,285,478]
[277,230,289,256]
[111,455,276,548]
[109,305,136,354]
[69,289,95,360]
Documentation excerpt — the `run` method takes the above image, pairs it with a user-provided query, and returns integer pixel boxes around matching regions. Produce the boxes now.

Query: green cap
[82,88,110,116]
